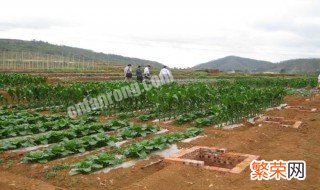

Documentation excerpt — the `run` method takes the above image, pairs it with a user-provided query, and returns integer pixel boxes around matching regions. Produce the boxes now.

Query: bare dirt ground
[47,76,112,84]
[0,95,320,190]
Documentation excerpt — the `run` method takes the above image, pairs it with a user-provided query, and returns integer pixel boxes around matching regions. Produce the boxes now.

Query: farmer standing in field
[124,64,132,81]
[136,65,143,82]
[143,65,151,82]
[159,66,172,84]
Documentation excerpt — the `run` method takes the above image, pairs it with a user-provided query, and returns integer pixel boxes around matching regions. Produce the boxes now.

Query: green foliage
[0,73,46,87]
[21,124,160,163]
[175,112,207,124]
[215,76,318,88]
[138,113,157,121]
[45,171,57,178]
[44,163,70,179]
[0,110,67,130]
[0,115,96,139]
[69,153,123,175]
[51,163,70,171]
[117,112,135,119]
[69,127,202,175]
[0,119,130,152]
[4,77,315,116]
[189,86,288,127]
[286,88,312,96]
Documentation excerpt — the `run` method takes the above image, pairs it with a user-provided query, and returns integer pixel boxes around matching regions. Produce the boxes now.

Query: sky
[0,0,320,68]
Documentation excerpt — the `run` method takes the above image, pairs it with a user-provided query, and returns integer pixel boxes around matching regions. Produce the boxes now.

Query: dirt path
[0,95,320,190]
[0,170,64,190]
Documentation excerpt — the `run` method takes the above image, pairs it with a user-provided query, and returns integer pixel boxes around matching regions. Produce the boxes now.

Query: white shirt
[124,66,132,76]
[159,68,171,76]
[144,67,150,75]
[318,74,320,81]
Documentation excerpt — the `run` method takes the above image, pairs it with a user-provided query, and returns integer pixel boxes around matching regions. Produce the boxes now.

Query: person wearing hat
[124,64,132,81]
[136,65,143,82]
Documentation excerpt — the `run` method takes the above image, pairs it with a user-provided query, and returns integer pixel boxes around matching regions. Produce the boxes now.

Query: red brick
[164,147,259,174]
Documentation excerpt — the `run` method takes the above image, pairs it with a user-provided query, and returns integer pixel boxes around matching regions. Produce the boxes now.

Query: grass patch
[45,163,70,178]
[46,171,57,178]
[51,163,70,171]
[4,160,13,169]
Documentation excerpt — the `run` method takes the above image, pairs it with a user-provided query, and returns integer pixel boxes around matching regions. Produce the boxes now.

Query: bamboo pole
[1,52,4,70]
[15,51,17,71]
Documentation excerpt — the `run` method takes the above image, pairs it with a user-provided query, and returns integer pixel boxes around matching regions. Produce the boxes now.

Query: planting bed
[257,116,303,128]
[285,105,317,112]
[165,146,259,173]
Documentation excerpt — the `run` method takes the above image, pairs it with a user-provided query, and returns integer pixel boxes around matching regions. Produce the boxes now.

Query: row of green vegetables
[215,76,317,88]
[3,76,315,109]
[102,83,286,124]
[0,77,312,131]
[68,127,202,175]
[2,82,287,130]
[0,104,64,112]
[183,86,285,127]
[137,85,285,126]
[0,119,129,151]
[0,109,68,129]
[21,123,160,163]
[0,116,96,139]
[0,73,316,89]
[5,81,132,108]
[0,73,46,88]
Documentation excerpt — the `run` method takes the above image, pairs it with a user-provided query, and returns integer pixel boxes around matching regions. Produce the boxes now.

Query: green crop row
[0,116,96,139]
[0,73,46,88]
[194,87,286,127]
[0,119,129,151]
[69,127,202,175]
[0,110,68,129]
[4,76,315,112]
[22,124,160,163]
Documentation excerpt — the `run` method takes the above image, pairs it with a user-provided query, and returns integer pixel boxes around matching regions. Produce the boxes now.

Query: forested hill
[193,56,274,72]
[193,56,320,73]
[0,39,164,68]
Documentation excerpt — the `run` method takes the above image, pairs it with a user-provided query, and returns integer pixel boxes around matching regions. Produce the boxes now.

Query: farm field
[0,73,319,190]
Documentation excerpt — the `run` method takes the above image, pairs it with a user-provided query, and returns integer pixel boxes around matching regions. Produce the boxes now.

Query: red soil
[0,95,320,190]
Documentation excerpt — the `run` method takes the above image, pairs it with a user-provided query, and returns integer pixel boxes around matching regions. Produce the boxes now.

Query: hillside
[193,56,274,72]
[271,59,320,73]
[0,39,164,68]
[193,56,320,73]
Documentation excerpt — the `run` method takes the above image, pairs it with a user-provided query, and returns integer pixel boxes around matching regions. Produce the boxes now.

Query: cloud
[0,0,320,67]
[254,19,320,37]
[252,18,320,52]
[0,18,69,31]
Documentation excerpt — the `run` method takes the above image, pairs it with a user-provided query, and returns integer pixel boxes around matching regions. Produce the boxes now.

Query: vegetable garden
[0,73,318,189]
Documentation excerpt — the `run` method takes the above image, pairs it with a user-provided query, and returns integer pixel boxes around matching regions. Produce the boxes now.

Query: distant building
[262,72,276,74]
[227,70,236,74]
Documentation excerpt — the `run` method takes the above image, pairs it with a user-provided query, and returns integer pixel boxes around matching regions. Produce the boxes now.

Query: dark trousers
[137,76,143,82]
